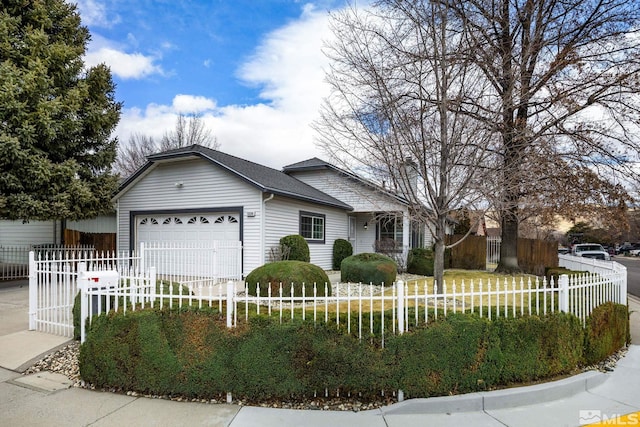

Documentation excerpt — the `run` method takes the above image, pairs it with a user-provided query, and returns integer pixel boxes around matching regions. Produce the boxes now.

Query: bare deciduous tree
[114,133,156,179]
[158,114,218,151]
[316,1,495,284]
[446,0,640,271]
[115,114,219,178]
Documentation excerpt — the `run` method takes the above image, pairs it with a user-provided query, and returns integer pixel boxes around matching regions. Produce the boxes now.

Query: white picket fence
[78,267,627,344]
[30,242,627,342]
[28,242,242,337]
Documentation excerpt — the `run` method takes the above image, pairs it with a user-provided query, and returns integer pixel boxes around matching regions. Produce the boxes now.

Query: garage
[135,212,240,245]
[134,211,242,281]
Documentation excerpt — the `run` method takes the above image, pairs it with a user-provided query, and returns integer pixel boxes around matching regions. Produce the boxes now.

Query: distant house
[0,216,116,249]
[113,145,439,276]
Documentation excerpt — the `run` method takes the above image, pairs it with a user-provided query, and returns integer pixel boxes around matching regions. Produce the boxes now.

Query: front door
[348,216,357,250]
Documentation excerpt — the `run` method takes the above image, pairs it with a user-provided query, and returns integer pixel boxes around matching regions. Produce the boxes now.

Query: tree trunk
[498,207,520,273]
[433,213,447,286]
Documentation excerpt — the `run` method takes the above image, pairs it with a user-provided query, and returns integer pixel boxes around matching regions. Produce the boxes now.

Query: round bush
[332,239,353,270]
[407,248,434,276]
[280,235,310,262]
[246,261,331,297]
[340,253,397,286]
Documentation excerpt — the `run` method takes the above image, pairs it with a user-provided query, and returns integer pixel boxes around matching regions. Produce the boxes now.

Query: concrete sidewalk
[0,283,639,427]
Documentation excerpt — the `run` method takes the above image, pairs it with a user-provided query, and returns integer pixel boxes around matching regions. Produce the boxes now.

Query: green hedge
[341,253,397,286]
[406,248,434,276]
[332,239,353,270]
[79,303,626,401]
[583,302,629,365]
[280,235,310,262]
[245,260,331,297]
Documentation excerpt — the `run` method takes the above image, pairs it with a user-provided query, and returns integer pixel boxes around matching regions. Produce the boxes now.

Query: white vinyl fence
[29,241,242,337]
[31,243,627,343]
[79,268,627,344]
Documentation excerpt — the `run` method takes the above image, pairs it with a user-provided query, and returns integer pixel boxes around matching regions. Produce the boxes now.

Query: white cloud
[75,0,120,28]
[85,47,163,80]
[115,6,336,168]
[172,95,217,114]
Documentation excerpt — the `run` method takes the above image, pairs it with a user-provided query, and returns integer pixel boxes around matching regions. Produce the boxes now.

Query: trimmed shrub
[406,248,434,276]
[280,235,310,262]
[386,314,498,397]
[245,260,331,297]
[73,292,81,340]
[584,302,629,365]
[78,305,624,402]
[493,313,584,382]
[340,253,397,286]
[332,239,353,270]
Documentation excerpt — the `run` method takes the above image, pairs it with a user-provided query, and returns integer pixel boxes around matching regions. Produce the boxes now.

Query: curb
[380,370,607,415]
[14,339,74,373]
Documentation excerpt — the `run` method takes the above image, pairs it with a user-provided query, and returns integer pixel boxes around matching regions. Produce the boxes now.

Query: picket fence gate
[28,242,242,337]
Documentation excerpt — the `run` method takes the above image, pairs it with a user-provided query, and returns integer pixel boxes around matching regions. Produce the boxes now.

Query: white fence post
[558,274,569,313]
[139,242,145,276]
[226,281,234,328]
[78,262,88,343]
[149,266,157,304]
[619,271,627,306]
[397,280,405,335]
[28,251,37,330]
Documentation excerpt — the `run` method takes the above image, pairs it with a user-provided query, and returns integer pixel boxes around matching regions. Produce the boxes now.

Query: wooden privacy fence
[446,235,558,274]
[64,229,116,253]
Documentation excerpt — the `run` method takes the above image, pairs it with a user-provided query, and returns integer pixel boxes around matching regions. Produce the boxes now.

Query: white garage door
[136,213,240,244]
[135,212,241,281]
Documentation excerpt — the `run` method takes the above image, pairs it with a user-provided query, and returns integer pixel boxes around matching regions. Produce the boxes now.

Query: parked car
[558,247,570,255]
[572,243,611,261]
[619,243,640,255]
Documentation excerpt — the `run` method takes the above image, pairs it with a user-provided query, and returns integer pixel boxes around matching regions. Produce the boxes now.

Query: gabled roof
[114,145,353,211]
[283,157,411,206]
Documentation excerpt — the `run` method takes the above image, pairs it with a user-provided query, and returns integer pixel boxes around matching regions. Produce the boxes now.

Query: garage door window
[300,211,325,243]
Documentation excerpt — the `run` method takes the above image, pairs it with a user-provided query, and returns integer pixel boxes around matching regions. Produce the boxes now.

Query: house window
[300,211,325,243]
[411,221,425,249]
[378,214,403,246]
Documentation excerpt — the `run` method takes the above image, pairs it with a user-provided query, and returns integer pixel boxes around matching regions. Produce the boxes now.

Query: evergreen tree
[0,0,121,221]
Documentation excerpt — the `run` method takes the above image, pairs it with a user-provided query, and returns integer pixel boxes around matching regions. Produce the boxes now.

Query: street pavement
[0,281,639,427]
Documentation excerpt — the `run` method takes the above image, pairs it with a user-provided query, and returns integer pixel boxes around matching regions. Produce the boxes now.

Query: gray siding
[264,196,349,270]
[290,170,406,212]
[66,215,117,233]
[0,220,58,246]
[116,158,263,276]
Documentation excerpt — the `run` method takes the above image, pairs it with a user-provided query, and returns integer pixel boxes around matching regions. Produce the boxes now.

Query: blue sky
[76,0,349,168]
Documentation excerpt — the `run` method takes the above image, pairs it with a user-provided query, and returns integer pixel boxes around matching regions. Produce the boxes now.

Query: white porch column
[402,210,410,259]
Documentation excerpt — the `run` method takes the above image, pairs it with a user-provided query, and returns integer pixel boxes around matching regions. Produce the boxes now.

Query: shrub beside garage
[79,303,628,402]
